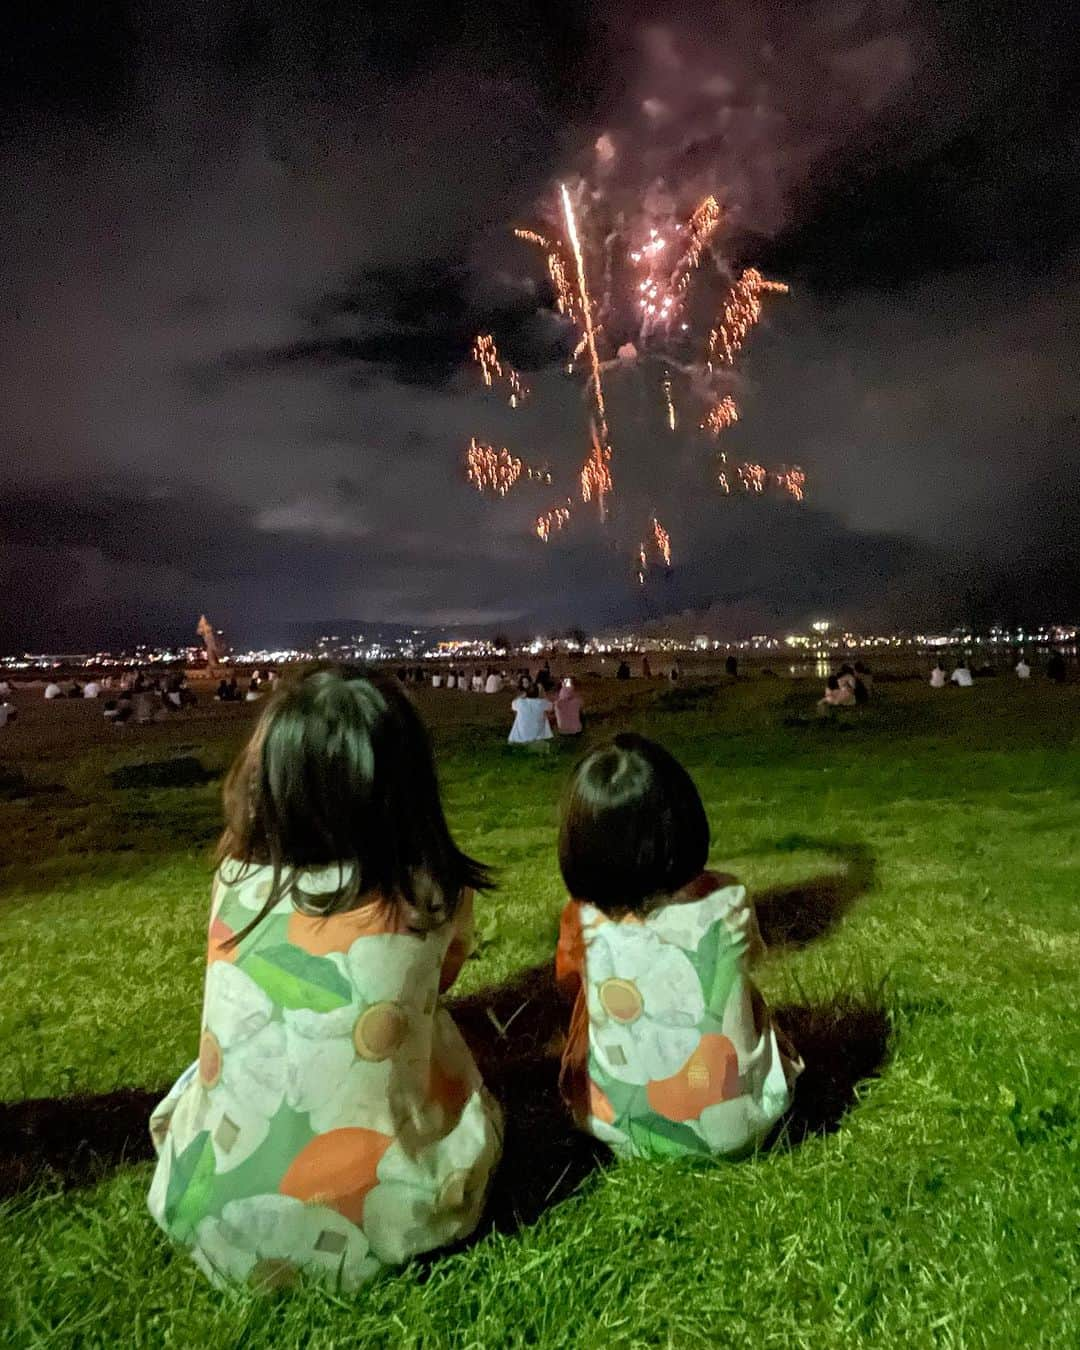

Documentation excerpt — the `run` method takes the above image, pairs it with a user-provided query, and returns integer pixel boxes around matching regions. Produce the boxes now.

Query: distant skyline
[1,1,1078,650]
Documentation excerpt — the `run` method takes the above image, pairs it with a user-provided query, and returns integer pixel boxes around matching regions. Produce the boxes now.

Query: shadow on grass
[0,965,890,1229]
[751,839,876,950]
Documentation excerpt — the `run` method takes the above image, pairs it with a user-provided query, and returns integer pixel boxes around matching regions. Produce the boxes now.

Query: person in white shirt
[83,681,101,699]
[484,668,503,695]
[44,681,62,700]
[508,682,554,745]
[0,701,15,727]
[471,670,484,693]
[951,662,973,688]
[1015,658,1031,679]
[929,661,947,688]
[431,672,443,688]
[0,680,10,697]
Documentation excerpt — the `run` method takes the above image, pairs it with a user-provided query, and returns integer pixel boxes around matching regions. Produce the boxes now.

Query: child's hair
[826,675,840,690]
[558,733,709,915]
[218,665,491,944]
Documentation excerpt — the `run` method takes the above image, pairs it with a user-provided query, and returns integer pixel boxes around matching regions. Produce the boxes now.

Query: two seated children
[148,669,800,1291]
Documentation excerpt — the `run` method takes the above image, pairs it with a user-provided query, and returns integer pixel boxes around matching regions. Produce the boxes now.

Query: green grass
[1,677,1078,1347]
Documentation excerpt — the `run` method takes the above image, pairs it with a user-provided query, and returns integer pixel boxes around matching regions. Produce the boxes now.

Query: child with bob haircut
[555,733,800,1160]
[148,667,502,1292]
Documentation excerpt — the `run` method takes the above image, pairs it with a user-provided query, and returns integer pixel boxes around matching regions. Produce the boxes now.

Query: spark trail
[560,183,610,463]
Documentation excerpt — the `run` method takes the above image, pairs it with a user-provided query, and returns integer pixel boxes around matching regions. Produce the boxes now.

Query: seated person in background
[215,679,230,701]
[725,655,738,678]
[1046,651,1067,683]
[67,681,84,698]
[446,671,457,690]
[0,701,16,726]
[44,681,62,700]
[103,694,133,723]
[930,661,947,688]
[1015,656,1031,680]
[554,677,584,735]
[0,679,11,697]
[508,680,554,745]
[555,733,800,1161]
[616,660,631,681]
[951,661,973,688]
[837,664,857,694]
[818,675,855,711]
[853,660,872,691]
[484,667,503,694]
[83,680,101,699]
[472,670,484,693]
[244,678,262,702]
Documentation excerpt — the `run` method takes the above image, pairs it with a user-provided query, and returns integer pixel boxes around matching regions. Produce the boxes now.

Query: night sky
[1,0,1077,650]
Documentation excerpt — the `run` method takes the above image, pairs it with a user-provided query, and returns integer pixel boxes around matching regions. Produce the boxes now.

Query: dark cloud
[0,0,1078,650]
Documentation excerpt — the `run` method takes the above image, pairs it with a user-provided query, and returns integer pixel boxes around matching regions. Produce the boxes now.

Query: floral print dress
[556,877,800,1159]
[148,862,502,1292]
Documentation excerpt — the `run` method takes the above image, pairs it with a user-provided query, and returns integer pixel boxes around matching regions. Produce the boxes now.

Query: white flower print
[585,923,704,1085]
[284,932,439,1135]
[198,962,287,1172]
[195,1194,382,1292]
[362,1093,500,1264]
[647,886,746,951]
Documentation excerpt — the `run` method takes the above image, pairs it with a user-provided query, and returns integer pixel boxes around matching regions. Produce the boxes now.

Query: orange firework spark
[775,466,807,502]
[515,227,575,317]
[472,333,500,387]
[536,500,572,541]
[737,462,768,494]
[652,516,672,567]
[471,333,529,406]
[700,395,739,438]
[580,421,613,519]
[718,470,731,495]
[637,541,648,584]
[465,438,550,496]
[670,195,722,292]
[560,183,609,445]
[707,268,789,367]
[663,374,676,431]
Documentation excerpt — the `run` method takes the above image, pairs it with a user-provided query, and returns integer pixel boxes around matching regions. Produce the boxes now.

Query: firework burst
[465,166,802,584]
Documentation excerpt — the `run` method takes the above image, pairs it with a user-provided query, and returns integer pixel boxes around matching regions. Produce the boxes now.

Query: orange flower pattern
[148,862,501,1291]
[558,881,801,1159]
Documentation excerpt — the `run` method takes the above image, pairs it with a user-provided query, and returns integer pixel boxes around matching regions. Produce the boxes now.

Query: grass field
[1,674,1078,1348]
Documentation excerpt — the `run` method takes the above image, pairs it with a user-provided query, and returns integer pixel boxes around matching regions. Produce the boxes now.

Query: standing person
[930,661,947,688]
[1015,656,1031,680]
[554,677,584,735]
[951,660,973,688]
[724,654,738,678]
[669,660,682,683]
[554,734,800,1160]
[147,668,501,1292]
[642,655,652,679]
[507,680,554,745]
[616,661,631,681]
